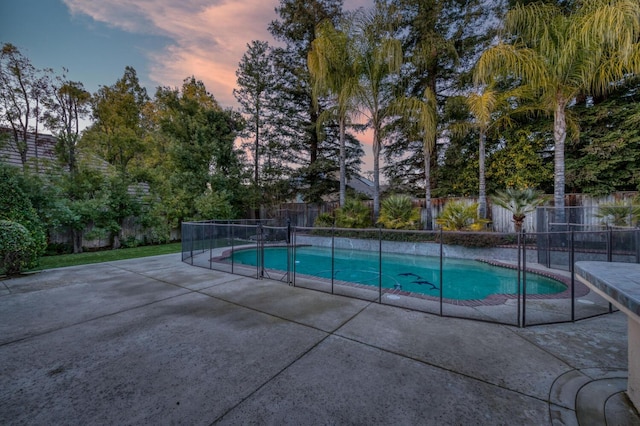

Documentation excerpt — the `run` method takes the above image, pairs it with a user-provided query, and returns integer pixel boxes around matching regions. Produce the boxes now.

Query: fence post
[522,230,527,327]
[378,226,382,304]
[607,226,613,262]
[517,231,522,328]
[570,229,575,322]
[331,226,335,294]
[636,228,640,264]
[257,222,264,279]
[439,228,443,317]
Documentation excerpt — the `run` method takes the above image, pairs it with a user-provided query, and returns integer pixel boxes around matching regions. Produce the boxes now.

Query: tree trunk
[424,153,433,230]
[553,95,567,224]
[373,126,380,219]
[254,118,259,186]
[478,130,487,219]
[72,228,83,254]
[339,117,346,207]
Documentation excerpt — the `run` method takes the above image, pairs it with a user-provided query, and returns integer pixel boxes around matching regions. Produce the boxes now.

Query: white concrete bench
[575,261,640,410]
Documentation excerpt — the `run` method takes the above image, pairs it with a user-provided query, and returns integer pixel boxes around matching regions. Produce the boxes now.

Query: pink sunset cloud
[63,0,375,169]
[63,0,371,107]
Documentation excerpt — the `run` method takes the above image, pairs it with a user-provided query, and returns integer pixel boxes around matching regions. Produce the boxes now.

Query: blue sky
[1,0,368,108]
[1,0,373,169]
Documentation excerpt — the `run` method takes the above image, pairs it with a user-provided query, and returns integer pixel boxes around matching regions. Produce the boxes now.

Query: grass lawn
[31,243,183,271]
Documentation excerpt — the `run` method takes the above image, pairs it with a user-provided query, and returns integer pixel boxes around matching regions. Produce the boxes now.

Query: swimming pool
[230,246,566,301]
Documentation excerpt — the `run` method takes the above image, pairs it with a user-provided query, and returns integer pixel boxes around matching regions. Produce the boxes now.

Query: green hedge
[0,220,39,275]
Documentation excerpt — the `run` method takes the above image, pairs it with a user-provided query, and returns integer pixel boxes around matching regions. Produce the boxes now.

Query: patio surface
[1,254,638,425]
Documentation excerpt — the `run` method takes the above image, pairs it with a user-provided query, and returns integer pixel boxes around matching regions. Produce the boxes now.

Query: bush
[335,198,372,228]
[377,194,421,229]
[0,220,39,275]
[314,213,335,227]
[436,201,489,231]
[0,165,47,258]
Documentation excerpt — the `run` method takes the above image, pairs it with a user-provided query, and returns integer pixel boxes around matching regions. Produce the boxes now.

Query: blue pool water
[230,246,566,301]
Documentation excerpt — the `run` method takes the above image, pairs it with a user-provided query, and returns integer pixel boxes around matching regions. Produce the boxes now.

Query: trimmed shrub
[0,220,38,275]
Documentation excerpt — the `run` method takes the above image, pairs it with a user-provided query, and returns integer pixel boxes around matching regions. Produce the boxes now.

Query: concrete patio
[1,254,638,425]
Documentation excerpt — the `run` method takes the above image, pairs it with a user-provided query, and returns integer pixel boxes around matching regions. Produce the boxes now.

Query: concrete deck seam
[209,332,333,425]
[209,301,377,424]
[0,288,193,348]
[548,368,583,410]
[503,324,576,371]
[330,326,553,409]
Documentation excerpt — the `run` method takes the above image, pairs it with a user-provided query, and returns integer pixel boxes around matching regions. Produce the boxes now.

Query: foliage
[194,189,235,220]
[0,43,50,170]
[435,201,489,231]
[314,212,335,227]
[82,66,150,175]
[566,81,640,195]
[268,0,348,203]
[594,201,640,227]
[43,74,91,176]
[0,164,47,258]
[0,220,39,275]
[475,0,640,219]
[377,194,421,230]
[335,198,372,228]
[153,77,247,222]
[437,232,507,248]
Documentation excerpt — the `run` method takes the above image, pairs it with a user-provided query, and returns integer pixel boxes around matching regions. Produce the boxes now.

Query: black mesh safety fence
[182,221,637,327]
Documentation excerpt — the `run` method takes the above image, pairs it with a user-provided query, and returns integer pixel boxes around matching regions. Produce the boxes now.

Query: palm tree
[465,84,534,220]
[393,88,438,229]
[351,7,403,219]
[308,19,360,207]
[475,0,640,223]
[491,188,548,233]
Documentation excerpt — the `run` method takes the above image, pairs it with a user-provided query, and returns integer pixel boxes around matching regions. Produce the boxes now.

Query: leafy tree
[486,129,554,193]
[476,0,640,222]
[566,81,640,195]
[43,72,91,176]
[382,0,501,205]
[155,77,247,223]
[0,43,50,171]
[82,66,150,176]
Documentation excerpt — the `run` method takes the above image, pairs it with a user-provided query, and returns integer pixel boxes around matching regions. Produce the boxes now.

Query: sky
[1,0,374,171]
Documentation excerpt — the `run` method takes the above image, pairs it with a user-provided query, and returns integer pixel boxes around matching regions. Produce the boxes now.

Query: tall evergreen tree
[381,0,501,225]
[268,0,348,203]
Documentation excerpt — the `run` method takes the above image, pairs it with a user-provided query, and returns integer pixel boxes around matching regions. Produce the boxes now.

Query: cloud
[62,0,374,169]
[63,0,278,107]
